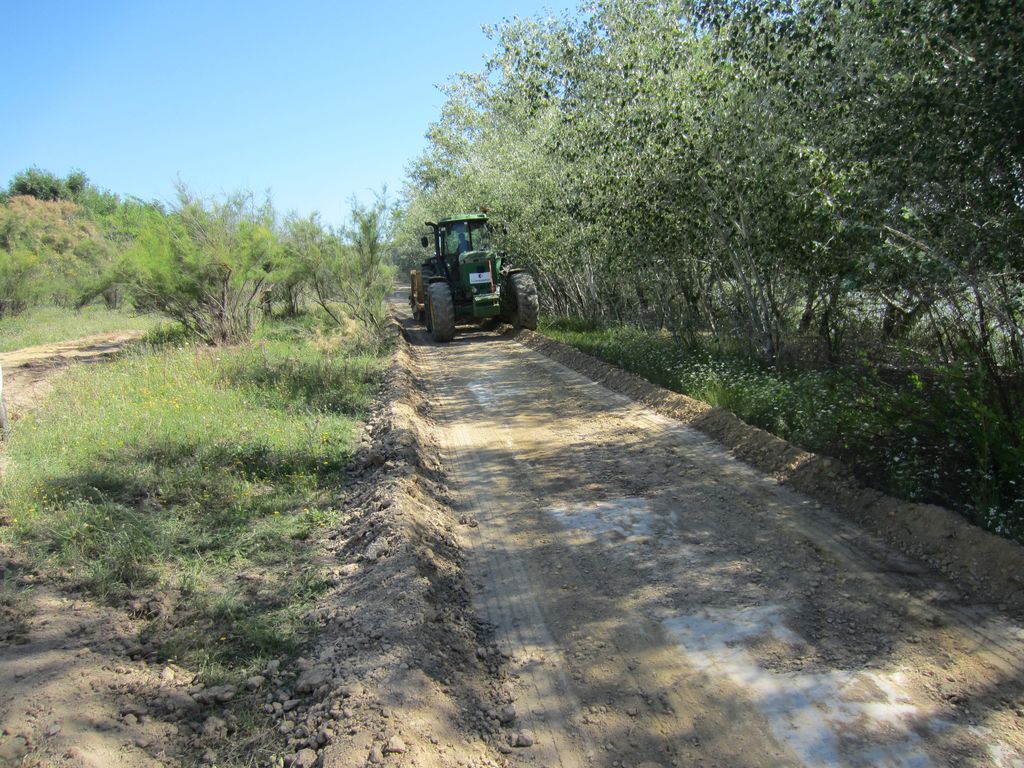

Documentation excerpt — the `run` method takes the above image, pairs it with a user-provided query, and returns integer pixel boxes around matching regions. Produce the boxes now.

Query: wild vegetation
[0,304,161,352]
[1,324,385,672]
[399,0,1024,539]
[0,167,396,738]
[0,114,398,591]
[0,169,396,346]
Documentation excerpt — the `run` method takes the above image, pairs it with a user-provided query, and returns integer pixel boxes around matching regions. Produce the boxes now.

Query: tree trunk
[0,365,9,440]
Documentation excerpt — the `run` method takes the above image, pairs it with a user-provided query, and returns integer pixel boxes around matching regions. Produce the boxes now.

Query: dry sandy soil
[391,311,1024,768]
[3,310,1024,768]
[0,333,145,418]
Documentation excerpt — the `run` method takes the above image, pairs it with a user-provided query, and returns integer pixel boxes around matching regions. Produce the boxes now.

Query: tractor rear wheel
[428,282,455,342]
[509,272,539,330]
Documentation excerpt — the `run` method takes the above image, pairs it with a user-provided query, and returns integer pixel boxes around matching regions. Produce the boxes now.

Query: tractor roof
[437,213,488,225]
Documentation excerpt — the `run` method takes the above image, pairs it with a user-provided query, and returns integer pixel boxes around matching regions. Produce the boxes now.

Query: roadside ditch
[515,328,1024,614]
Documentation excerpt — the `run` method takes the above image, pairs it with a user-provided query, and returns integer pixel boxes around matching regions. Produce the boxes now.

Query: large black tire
[508,272,539,330]
[428,282,455,342]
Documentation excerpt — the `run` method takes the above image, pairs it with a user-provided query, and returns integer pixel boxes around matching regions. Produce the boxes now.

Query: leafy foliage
[122,186,278,345]
[1,168,395,349]
[283,196,396,348]
[400,0,1024,536]
[0,168,148,315]
[0,195,110,315]
[337,198,397,335]
[5,167,85,202]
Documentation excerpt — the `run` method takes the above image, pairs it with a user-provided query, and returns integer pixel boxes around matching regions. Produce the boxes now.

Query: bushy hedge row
[400,0,1024,534]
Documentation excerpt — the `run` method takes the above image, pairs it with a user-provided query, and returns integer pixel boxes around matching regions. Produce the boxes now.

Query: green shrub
[0,335,385,671]
[0,249,42,318]
[122,187,277,345]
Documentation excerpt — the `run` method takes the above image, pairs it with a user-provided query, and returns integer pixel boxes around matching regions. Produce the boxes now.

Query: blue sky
[1,0,575,224]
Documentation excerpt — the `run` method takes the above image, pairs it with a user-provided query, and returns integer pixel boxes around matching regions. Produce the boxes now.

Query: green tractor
[409,213,539,342]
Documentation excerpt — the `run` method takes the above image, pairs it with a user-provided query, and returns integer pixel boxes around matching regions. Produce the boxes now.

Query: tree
[277,212,333,317]
[403,0,1024,373]
[122,187,278,345]
[6,167,96,203]
[339,197,396,334]
[290,197,396,337]
[0,195,107,315]
[7,167,69,201]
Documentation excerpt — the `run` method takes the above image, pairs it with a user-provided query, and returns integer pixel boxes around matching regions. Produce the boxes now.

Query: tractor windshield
[443,223,468,256]
[468,221,491,251]
[442,220,492,256]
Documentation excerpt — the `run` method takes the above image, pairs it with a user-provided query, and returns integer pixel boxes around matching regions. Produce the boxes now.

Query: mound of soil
[260,341,521,768]
[516,330,1024,613]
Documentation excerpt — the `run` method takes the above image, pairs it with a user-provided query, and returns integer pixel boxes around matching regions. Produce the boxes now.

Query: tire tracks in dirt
[0,331,144,421]
[515,331,1024,614]
[400,309,1024,768]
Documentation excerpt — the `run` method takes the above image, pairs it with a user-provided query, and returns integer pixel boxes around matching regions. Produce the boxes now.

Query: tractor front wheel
[509,273,539,330]
[428,282,455,343]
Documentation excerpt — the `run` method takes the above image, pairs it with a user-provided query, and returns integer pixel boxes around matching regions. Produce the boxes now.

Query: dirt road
[0,332,144,418]
[399,307,1024,767]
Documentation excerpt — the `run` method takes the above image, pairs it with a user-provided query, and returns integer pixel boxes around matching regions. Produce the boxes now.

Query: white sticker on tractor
[469,272,491,285]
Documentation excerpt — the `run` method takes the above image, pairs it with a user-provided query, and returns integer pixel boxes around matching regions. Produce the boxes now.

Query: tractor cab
[422,213,501,311]
[439,217,492,259]
[427,214,494,281]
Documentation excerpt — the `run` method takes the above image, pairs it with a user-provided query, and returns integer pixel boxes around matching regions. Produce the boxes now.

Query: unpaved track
[0,331,144,418]
[401,309,1024,768]
[0,581,182,768]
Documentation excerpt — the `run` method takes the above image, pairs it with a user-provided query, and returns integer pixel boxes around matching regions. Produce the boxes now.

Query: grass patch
[0,304,163,352]
[542,316,1024,542]
[0,330,387,677]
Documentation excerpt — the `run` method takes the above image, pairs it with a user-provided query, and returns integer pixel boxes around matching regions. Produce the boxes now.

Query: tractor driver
[445,224,469,256]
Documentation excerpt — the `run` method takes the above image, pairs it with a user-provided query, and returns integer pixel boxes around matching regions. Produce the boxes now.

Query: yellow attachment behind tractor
[409,269,427,323]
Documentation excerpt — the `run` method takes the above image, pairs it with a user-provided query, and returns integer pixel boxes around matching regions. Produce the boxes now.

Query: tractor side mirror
[420,236,429,248]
